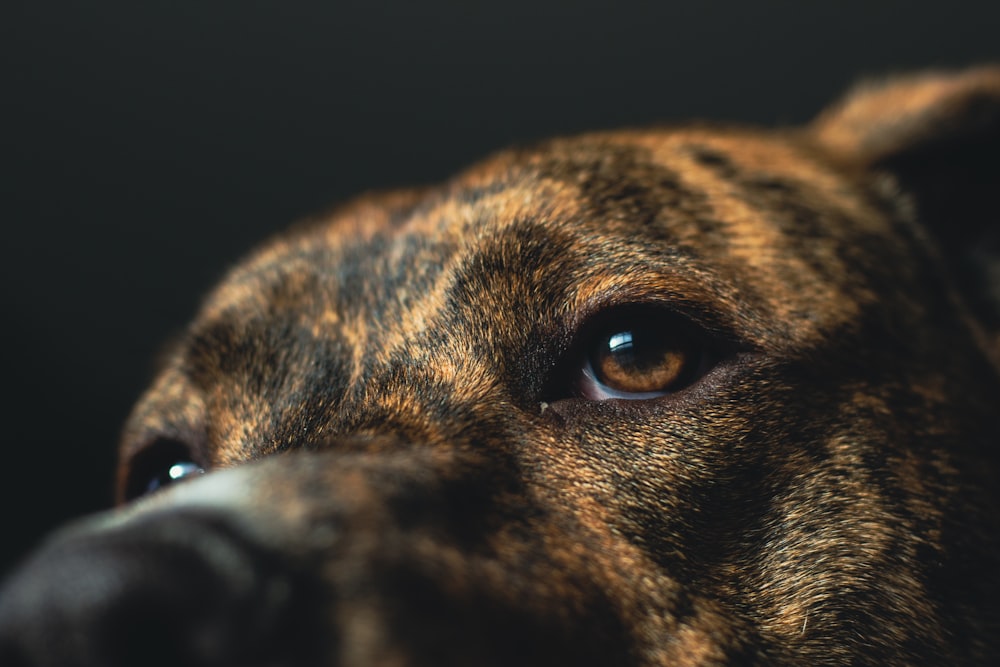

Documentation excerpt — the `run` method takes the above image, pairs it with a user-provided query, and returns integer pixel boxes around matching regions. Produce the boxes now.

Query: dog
[1,67,999,666]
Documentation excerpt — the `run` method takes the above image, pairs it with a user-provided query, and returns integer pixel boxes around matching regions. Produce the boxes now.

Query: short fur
[1,67,999,666]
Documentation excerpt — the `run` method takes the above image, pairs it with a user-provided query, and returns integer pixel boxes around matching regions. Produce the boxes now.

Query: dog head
[2,67,1000,666]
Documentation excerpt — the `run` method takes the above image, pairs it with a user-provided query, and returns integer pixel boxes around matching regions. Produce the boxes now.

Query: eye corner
[119,436,207,504]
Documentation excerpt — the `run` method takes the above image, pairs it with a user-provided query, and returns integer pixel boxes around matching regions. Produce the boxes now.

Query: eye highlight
[575,308,710,401]
[122,438,206,502]
[144,461,205,496]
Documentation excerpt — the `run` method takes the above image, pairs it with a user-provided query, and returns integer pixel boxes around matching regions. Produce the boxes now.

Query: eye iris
[592,327,690,394]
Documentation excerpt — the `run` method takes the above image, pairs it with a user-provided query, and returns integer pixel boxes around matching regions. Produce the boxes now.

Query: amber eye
[579,311,705,400]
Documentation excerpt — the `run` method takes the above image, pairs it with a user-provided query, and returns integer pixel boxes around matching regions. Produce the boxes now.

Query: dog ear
[813,66,1000,341]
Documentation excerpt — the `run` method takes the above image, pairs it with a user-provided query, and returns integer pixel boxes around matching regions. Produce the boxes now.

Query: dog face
[2,68,999,666]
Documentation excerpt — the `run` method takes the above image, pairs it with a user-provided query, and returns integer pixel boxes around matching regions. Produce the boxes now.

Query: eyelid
[564,279,745,339]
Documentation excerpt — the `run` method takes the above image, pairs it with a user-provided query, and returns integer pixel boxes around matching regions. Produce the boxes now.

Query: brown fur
[2,67,1000,666]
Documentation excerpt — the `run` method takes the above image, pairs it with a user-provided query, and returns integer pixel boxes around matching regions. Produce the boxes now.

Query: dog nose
[0,510,321,667]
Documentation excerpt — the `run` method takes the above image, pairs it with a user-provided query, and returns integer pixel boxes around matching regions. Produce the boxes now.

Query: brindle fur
[1,67,999,666]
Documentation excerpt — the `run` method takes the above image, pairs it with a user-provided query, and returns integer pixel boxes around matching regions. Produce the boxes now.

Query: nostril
[0,511,321,667]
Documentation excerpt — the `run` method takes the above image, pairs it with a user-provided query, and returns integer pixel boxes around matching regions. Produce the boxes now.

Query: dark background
[2,1,997,573]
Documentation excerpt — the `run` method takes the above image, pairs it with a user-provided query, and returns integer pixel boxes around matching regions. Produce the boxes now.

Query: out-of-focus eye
[144,461,205,495]
[578,309,709,401]
[122,439,206,502]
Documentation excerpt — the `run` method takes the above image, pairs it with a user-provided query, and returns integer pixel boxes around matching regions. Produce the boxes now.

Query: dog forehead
[127,127,917,463]
[199,128,899,349]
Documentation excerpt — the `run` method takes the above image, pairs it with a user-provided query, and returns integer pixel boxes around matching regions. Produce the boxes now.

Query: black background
[2,1,997,573]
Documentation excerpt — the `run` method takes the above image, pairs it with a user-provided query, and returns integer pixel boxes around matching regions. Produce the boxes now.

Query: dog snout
[0,505,324,667]
[0,448,524,667]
